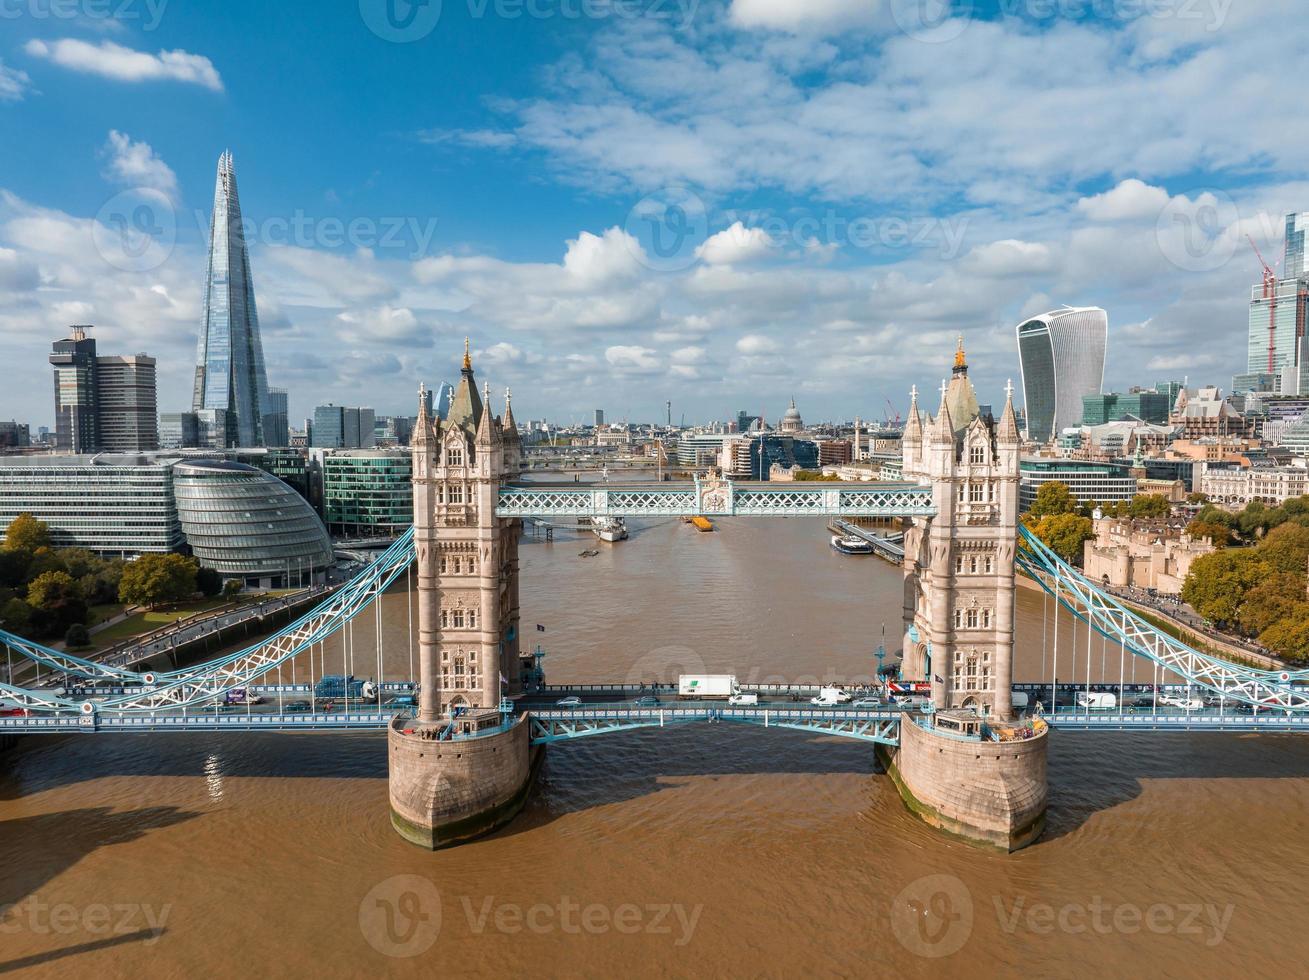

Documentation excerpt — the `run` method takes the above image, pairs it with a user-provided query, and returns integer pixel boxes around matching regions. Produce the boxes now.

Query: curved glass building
[173,460,333,586]
[1015,307,1108,443]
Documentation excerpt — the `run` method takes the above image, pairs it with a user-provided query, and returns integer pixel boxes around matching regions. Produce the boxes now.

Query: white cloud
[736,334,780,355]
[729,0,877,32]
[24,39,223,91]
[1077,179,1172,222]
[695,222,775,266]
[0,59,31,102]
[562,227,645,286]
[605,345,661,374]
[101,131,178,200]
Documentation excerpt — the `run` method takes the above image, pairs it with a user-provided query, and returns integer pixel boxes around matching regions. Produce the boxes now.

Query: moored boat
[830,534,874,555]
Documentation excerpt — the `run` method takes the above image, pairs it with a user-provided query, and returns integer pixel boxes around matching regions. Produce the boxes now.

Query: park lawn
[88,603,125,626]
[87,598,231,649]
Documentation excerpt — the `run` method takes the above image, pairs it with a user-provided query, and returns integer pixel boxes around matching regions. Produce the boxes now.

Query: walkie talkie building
[1015,306,1108,443]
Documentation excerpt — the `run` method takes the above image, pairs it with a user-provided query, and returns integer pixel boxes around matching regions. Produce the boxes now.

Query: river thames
[3,515,1308,976]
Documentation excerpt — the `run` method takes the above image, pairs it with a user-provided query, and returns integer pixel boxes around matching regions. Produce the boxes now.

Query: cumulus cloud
[696,222,775,266]
[101,131,178,200]
[1077,179,1172,222]
[605,345,661,374]
[24,39,223,91]
[562,227,646,286]
[729,0,878,32]
[736,334,780,355]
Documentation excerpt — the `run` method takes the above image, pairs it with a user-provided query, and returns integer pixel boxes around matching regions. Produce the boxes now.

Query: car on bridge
[850,697,881,708]
[386,695,418,708]
[555,696,583,708]
[0,706,28,717]
[633,696,660,707]
[284,700,311,712]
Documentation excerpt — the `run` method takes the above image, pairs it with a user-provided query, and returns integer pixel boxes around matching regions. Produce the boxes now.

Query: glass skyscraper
[1015,306,1108,443]
[192,151,272,447]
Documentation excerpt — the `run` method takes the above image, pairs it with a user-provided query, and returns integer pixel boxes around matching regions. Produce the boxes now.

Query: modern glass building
[1285,212,1309,280]
[1246,278,1309,394]
[1019,458,1136,511]
[1081,390,1168,426]
[49,326,98,453]
[96,354,157,451]
[265,388,290,447]
[322,450,413,536]
[311,405,376,449]
[0,455,183,556]
[1015,307,1108,443]
[192,151,273,447]
[172,460,333,587]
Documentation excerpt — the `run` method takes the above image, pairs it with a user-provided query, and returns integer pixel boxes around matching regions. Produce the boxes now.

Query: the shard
[192,150,272,447]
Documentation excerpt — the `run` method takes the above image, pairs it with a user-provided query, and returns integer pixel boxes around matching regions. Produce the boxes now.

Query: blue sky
[0,0,1304,428]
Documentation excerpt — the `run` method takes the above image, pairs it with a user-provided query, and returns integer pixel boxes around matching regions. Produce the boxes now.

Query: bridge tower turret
[888,338,1046,851]
[389,340,537,849]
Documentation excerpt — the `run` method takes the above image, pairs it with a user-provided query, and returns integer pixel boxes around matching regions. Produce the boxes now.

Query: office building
[0,454,183,556]
[593,409,605,426]
[265,388,290,447]
[0,422,30,448]
[1202,462,1309,508]
[173,459,333,587]
[1081,390,1169,426]
[322,449,413,536]
[675,432,727,467]
[311,404,376,449]
[159,412,200,450]
[96,355,157,451]
[192,151,274,447]
[1285,212,1309,280]
[49,326,99,453]
[1019,459,1136,511]
[195,408,232,449]
[1247,278,1309,395]
[1015,306,1108,442]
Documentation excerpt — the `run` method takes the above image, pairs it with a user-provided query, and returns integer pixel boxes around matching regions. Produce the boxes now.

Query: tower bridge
[6,339,1309,853]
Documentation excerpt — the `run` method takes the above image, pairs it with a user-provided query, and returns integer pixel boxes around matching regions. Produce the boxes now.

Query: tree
[196,567,223,597]
[1029,482,1077,518]
[25,570,87,638]
[1181,550,1268,628]
[1186,519,1234,548]
[1255,522,1309,575]
[0,596,30,633]
[1259,608,1309,664]
[1128,494,1172,519]
[64,622,90,648]
[223,579,243,599]
[3,513,50,553]
[1187,491,1209,505]
[1237,572,1308,637]
[118,554,198,608]
[1031,513,1095,565]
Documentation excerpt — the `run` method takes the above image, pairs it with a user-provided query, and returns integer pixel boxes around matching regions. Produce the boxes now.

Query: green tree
[3,513,50,553]
[1237,572,1308,636]
[1031,513,1095,565]
[1128,494,1172,519]
[0,596,31,632]
[1181,550,1268,627]
[223,579,243,599]
[1259,608,1309,664]
[196,567,223,597]
[1187,491,1209,505]
[25,570,87,638]
[1029,481,1077,518]
[118,554,198,608]
[64,622,90,648]
[1186,519,1234,548]
[57,548,104,580]
[1255,522,1309,575]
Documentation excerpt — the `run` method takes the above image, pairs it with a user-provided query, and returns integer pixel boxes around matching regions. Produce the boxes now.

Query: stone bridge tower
[389,341,536,849]
[900,338,1021,719]
[886,338,1047,852]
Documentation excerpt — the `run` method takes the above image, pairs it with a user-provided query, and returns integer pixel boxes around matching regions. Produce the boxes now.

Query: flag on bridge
[536,624,546,632]
[933,675,943,683]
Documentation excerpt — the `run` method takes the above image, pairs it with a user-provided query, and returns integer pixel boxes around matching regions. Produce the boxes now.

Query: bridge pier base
[387,716,540,849]
[877,718,1047,852]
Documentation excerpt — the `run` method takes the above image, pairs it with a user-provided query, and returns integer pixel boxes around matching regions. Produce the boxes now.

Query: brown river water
[3,515,1309,977]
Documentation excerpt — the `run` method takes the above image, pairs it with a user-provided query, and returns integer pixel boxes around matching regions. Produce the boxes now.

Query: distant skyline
[3,2,1308,428]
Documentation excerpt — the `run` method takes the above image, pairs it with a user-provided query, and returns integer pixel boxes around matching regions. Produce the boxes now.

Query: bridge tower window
[447,447,463,467]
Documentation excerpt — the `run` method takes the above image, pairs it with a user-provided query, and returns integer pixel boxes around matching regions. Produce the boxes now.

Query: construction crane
[1249,235,1278,374]
[884,398,901,428]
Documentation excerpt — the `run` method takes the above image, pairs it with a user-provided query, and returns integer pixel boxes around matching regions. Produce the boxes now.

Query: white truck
[1076,691,1117,709]
[810,686,852,707]
[678,675,739,700]
[727,692,758,706]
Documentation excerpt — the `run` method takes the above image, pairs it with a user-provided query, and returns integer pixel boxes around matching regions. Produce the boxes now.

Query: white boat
[592,516,628,542]
[830,534,873,555]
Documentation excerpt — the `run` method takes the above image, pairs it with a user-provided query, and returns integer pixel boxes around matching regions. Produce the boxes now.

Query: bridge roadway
[4,683,1309,735]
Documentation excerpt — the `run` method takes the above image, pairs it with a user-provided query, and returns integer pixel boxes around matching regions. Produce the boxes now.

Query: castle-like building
[900,339,1021,719]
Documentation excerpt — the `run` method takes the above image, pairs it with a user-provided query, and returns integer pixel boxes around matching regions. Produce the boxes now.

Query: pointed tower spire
[463,336,472,372]
[933,378,955,444]
[998,377,1020,444]
[477,381,497,445]
[501,386,519,445]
